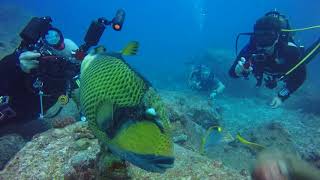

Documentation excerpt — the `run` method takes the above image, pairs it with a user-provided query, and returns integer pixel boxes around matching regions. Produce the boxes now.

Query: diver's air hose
[280,38,320,81]
[281,24,320,76]
[278,24,320,80]
[281,25,320,32]
[235,32,253,56]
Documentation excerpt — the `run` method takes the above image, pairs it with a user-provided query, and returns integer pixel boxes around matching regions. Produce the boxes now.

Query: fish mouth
[143,155,174,172]
[109,145,174,173]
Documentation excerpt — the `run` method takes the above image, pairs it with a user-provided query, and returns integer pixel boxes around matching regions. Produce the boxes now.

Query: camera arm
[74,9,126,60]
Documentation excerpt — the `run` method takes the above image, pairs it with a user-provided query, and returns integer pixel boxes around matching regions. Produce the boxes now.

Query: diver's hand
[19,51,41,73]
[252,159,288,180]
[210,92,217,99]
[208,92,217,107]
[235,57,253,76]
[270,97,282,109]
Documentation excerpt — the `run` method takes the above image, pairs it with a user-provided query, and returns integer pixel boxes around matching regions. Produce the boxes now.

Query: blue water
[3,0,320,88]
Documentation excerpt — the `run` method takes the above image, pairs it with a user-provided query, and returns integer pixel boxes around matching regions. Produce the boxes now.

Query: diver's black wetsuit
[190,70,217,91]
[0,52,68,138]
[229,42,306,101]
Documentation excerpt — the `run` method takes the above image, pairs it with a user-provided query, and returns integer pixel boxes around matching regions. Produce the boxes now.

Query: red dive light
[113,24,121,31]
[112,9,125,31]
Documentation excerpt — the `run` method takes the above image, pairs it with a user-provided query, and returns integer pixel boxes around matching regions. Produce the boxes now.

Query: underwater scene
[0,0,319,179]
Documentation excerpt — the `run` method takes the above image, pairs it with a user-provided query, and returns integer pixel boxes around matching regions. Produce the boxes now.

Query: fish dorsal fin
[121,41,139,56]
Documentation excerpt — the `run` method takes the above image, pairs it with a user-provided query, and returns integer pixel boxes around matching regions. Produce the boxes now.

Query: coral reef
[158,89,320,172]
[0,121,250,179]
[0,122,100,179]
[161,90,221,128]
[0,134,26,170]
[50,116,77,128]
[129,144,250,180]
[160,90,222,151]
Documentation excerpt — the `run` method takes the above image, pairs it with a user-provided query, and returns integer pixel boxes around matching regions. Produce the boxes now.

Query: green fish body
[80,51,174,173]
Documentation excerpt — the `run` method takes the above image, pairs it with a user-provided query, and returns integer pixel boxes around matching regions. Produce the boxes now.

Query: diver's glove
[208,91,217,107]
[270,88,290,109]
[19,51,41,73]
[235,57,253,77]
[270,96,283,109]
[209,91,217,99]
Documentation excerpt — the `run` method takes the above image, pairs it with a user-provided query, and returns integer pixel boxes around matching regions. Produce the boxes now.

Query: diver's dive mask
[235,31,279,56]
[254,30,279,48]
[201,66,211,80]
[235,12,283,56]
[43,28,65,50]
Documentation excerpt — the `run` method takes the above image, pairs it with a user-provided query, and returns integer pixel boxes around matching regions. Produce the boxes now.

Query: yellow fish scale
[111,121,173,156]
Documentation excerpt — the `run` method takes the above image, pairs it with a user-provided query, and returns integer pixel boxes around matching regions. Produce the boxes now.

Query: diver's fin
[236,133,265,151]
[96,101,114,132]
[121,41,139,56]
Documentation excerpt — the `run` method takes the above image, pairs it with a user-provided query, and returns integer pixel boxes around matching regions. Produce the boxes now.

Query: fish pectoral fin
[96,101,114,132]
[154,118,165,133]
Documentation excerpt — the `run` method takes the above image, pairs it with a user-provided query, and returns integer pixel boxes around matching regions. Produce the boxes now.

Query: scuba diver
[229,10,309,108]
[189,64,225,102]
[0,17,80,137]
[0,9,127,138]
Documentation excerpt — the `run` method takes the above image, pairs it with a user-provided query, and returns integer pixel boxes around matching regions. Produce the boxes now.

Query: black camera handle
[73,17,112,60]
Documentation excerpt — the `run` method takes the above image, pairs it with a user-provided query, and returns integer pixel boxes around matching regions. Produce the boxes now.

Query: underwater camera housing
[36,56,80,81]
[19,16,53,47]
[74,9,126,60]
[18,16,65,53]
